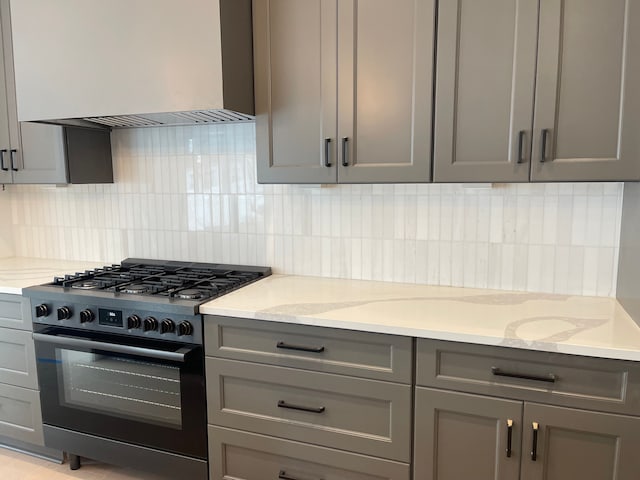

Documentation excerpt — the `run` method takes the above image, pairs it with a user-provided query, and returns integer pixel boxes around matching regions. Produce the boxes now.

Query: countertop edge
[201,306,640,363]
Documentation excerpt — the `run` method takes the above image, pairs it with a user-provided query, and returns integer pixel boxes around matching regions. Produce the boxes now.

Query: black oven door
[33,326,206,459]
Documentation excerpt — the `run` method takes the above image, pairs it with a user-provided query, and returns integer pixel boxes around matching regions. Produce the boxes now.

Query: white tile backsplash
[6,123,624,296]
[0,187,14,258]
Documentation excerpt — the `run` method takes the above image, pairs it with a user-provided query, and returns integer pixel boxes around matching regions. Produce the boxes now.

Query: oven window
[58,349,182,428]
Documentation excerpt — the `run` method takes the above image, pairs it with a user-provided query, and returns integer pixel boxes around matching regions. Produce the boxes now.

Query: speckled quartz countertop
[0,257,104,294]
[200,275,640,362]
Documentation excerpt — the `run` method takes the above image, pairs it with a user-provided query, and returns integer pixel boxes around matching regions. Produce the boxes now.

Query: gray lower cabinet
[205,315,412,479]
[204,315,413,383]
[0,327,38,389]
[209,426,410,480]
[415,339,640,479]
[414,388,522,480]
[434,0,640,183]
[0,382,44,446]
[207,357,411,462]
[520,403,640,480]
[254,0,434,184]
[0,293,31,330]
[0,293,47,451]
[414,388,640,480]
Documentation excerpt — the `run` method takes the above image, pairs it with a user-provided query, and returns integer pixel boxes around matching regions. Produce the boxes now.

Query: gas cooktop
[23,258,272,321]
[49,258,270,302]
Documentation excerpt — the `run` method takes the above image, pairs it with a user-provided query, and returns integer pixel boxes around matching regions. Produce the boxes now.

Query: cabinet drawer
[0,327,38,389]
[206,358,412,462]
[416,339,640,415]
[0,383,44,446]
[204,316,412,383]
[209,426,410,480]
[0,294,31,331]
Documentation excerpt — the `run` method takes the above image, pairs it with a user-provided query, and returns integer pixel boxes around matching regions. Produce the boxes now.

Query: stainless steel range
[23,258,271,480]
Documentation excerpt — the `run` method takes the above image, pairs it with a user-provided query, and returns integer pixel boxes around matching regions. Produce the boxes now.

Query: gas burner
[122,284,150,295]
[176,289,205,300]
[70,280,102,290]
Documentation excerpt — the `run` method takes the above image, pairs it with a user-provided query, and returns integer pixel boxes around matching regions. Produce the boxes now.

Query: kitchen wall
[0,187,14,257]
[7,123,623,296]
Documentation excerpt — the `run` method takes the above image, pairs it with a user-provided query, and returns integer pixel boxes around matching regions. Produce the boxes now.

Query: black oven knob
[144,316,158,332]
[57,306,72,321]
[177,321,193,336]
[127,315,141,329]
[35,304,50,318]
[160,319,175,334]
[80,309,95,323]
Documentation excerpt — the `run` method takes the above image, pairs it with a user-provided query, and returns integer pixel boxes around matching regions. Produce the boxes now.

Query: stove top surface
[43,258,271,305]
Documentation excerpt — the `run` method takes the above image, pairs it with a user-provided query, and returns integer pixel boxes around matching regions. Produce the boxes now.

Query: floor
[0,447,170,480]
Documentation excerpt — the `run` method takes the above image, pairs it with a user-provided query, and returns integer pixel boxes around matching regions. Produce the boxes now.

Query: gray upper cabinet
[433,0,539,183]
[531,0,640,181]
[436,0,640,183]
[254,0,338,184]
[255,0,434,184]
[0,0,20,184]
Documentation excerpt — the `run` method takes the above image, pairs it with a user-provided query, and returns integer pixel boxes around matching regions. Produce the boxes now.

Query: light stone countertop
[200,274,640,362]
[0,257,105,295]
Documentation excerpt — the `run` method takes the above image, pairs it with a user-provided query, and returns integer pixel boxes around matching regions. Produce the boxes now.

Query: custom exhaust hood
[9,0,254,129]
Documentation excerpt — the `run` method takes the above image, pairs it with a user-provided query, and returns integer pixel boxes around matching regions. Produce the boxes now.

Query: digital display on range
[99,309,123,328]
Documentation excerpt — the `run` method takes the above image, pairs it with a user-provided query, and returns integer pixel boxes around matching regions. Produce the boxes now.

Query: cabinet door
[337,0,434,183]
[521,403,640,480]
[0,327,38,389]
[254,0,338,184]
[433,0,538,183]
[531,0,640,181]
[0,293,31,331]
[0,383,44,446]
[414,388,522,480]
[11,122,68,184]
[0,0,13,184]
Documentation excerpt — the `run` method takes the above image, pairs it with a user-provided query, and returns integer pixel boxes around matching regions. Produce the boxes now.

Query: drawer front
[0,294,31,331]
[416,339,640,415]
[0,327,38,389]
[0,383,44,446]
[209,426,410,480]
[204,316,412,383]
[207,358,412,462]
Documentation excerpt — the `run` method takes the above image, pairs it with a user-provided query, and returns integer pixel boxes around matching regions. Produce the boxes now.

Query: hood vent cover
[10,0,254,129]
[83,110,255,129]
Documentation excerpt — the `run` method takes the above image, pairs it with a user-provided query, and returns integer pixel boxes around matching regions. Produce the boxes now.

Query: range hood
[9,0,254,129]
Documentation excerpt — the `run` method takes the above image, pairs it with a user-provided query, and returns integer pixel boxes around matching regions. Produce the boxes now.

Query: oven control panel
[30,300,202,344]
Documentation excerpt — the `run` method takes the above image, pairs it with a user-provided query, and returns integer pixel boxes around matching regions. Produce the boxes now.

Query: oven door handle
[32,333,196,363]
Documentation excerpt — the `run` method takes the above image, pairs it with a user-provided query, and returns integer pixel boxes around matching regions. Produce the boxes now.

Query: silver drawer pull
[491,366,557,383]
[278,400,326,414]
[279,470,323,480]
[277,341,325,353]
